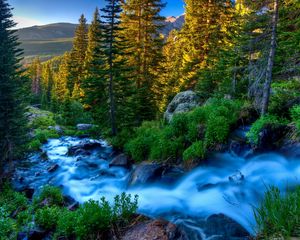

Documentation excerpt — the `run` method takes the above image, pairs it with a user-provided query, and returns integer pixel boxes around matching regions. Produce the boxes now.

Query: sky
[8,0,185,29]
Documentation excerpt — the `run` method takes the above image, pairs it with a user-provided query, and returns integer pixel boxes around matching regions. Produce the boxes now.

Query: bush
[112,193,138,223]
[126,98,241,163]
[254,186,300,238]
[34,185,64,207]
[30,115,56,129]
[125,121,161,162]
[34,129,59,143]
[0,207,17,240]
[56,209,77,238]
[183,141,206,163]
[35,206,60,230]
[246,115,286,145]
[27,139,42,151]
[0,186,28,214]
[291,105,300,133]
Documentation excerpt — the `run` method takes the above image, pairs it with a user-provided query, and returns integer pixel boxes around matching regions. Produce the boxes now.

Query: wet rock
[17,228,48,240]
[161,166,185,184]
[109,154,131,168]
[76,124,95,131]
[48,125,63,134]
[204,214,250,239]
[255,124,287,151]
[164,91,199,122]
[68,140,102,156]
[129,163,164,186]
[47,164,59,173]
[64,195,80,211]
[280,139,300,158]
[228,171,244,184]
[122,219,187,240]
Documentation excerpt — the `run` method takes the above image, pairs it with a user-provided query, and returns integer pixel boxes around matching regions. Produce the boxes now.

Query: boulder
[204,214,250,239]
[76,124,95,131]
[255,124,287,151]
[122,219,187,240]
[109,154,131,168]
[129,163,164,186]
[68,140,102,156]
[164,91,199,122]
[48,125,63,134]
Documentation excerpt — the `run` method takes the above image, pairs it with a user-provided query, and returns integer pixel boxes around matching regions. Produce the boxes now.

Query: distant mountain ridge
[18,16,185,62]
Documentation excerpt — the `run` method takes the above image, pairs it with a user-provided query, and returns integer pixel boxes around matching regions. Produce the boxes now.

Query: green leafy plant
[0,207,17,240]
[291,105,300,133]
[34,185,64,207]
[35,206,61,230]
[183,141,206,162]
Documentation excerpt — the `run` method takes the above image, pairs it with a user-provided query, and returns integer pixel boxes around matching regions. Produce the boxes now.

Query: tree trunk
[261,0,279,116]
[109,0,117,136]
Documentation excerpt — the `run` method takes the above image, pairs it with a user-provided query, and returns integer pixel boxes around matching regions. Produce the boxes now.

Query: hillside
[17,17,185,62]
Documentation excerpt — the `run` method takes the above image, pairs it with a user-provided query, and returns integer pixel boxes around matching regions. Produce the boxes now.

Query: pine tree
[51,53,70,112]
[0,0,27,182]
[28,57,42,103]
[181,0,235,89]
[120,0,166,122]
[41,62,54,109]
[82,8,108,125]
[102,0,123,135]
[69,14,88,98]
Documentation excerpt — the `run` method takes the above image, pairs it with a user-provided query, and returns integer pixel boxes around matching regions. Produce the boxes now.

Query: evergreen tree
[28,57,42,103]
[69,14,88,98]
[120,0,166,121]
[181,0,235,89]
[0,0,27,182]
[82,8,108,125]
[41,62,54,109]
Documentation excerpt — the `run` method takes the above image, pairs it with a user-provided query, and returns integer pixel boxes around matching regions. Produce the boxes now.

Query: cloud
[13,16,43,29]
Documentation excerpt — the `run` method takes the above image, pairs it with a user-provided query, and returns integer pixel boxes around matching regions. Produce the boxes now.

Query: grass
[254,186,300,238]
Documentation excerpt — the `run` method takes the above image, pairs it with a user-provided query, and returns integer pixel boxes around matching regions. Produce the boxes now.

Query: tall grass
[254,186,300,238]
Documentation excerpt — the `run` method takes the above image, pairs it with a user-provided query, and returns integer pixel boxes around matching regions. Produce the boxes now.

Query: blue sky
[8,0,185,28]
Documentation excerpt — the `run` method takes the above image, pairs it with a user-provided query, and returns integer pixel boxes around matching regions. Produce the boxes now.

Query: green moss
[34,129,60,143]
[254,186,300,238]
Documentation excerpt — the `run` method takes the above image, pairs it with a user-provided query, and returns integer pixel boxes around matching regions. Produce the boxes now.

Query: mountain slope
[18,17,185,62]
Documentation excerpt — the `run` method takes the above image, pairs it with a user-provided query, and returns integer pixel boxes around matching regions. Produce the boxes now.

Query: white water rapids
[13,136,300,238]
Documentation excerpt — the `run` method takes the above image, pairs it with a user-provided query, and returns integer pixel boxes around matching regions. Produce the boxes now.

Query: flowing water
[12,135,300,239]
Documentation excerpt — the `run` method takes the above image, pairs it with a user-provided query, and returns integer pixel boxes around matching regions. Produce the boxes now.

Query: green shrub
[35,206,60,230]
[205,115,230,146]
[34,185,64,207]
[291,105,300,132]
[254,186,300,238]
[56,209,77,238]
[0,207,17,240]
[125,121,161,162]
[30,115,56,129]
[246,115,286,145]
[27,139,42,151]
[110,128,135,149]
[34,129,59,143]
[0,186,28,214]
[269,80,300,116]
[169,113,189,137]
[112,193,138,223]
[75,199,113,238]
[183,141,206,162]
